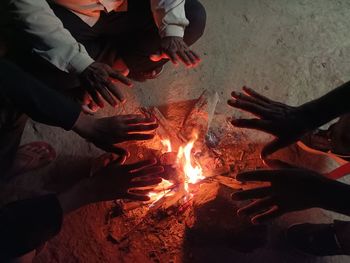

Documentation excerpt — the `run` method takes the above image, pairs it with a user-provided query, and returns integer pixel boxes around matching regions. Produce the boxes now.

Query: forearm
[299,81,350,129]
[0,59,81,130]
[57,179,93,214]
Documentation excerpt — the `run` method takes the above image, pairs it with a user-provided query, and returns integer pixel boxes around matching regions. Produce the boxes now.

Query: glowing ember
[177,132,205,193]
[148,179,175,204]
[161,139,172,153]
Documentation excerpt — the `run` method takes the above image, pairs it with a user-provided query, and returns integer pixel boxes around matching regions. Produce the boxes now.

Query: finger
[251,205,281,225]
[97,85,117,107]
[232,187,273,201]
[184,50,198,66]
[236,170,275,183]
[128,189,153,195]
[130,178,163,188]
[124,117,156,125]
[228,99,272,118]
[261,139,289,159]
[132,166,165,178]
[150,52,169,62]
[81,105,97,115]
[150,52,163,62]
[125,158,158,172]
[110,153,127,165]
[103,79,125,103]
[231,91,269,107]
[125,123,159,133]
[177,51,191,67]
[190,50,201,62]
[108,69,133,87]
[81,92,92,105]
[87,89,104,108]
[231,119,272,133]
[165,51,178,65]
[263,159,297,169]
[119,114,144,120]
[123,193,151,201]
[94,143,130,158]
[124,133,155,141]
[242,86,272,103]
[236,197,275,216]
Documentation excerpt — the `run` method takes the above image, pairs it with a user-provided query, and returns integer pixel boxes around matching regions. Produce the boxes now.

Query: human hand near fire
[58,157,164,214]
[150,37,201,68]
[228,86,314,159]
[232,163,350,225]
[73,114,158,157]
[79,62,133,108]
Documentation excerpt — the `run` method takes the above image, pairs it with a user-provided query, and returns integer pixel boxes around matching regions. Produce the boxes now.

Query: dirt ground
[7,0,350,262]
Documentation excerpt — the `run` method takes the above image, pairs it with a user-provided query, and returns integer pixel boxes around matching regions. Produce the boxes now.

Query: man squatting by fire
[2,0,350,261]
[0,0,206,261]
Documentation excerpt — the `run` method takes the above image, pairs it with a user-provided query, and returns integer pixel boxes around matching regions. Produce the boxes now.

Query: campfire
[147,131,206,206]
[107,91,253,252]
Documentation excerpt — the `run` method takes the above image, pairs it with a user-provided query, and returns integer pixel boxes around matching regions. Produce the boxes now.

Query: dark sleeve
[300,81,350,129]
[0,194,63,260]
[0,59,81,130]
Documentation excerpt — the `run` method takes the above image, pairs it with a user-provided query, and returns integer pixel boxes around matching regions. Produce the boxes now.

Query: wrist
[57,179,92,214]
[72,112,96,139]
[296,102,326,130]
[321,181,350,215]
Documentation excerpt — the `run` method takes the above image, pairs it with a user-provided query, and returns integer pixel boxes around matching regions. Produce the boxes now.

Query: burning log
[180,90,219,143]
[141,107,184,149]
[112,91,228,234]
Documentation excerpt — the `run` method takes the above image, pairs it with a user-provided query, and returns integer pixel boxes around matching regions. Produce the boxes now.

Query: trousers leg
[122,0,207,73]
[0,96,27,178]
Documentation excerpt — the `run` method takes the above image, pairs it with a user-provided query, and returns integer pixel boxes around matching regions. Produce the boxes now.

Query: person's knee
[184,0,207,45]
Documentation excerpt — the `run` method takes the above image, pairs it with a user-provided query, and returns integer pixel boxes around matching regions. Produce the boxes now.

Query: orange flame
[161,139,172,153]
[148,132,205,204]
[177,132,205,193]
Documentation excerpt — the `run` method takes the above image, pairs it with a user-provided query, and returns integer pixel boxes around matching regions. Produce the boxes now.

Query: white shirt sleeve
[150,0,190,38]
[8,0,94,74]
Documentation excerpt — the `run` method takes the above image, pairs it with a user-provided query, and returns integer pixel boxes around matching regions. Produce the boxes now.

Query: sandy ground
[9,0,350,262]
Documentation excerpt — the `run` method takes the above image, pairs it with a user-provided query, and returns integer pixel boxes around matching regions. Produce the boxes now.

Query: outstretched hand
[90,158,164,202]
[150,37,201,68]
[232,165,343,225]
[228,86,313,159]
[74,114,158,157]
[80,62,133,108]
[58,157,165,214]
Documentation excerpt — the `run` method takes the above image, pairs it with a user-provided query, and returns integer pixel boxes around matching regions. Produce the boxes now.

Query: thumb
[94,143,130,160]
[90,153,126,177]
[263,159,297,169]
[261,138,287,160]
[150,52,169,62]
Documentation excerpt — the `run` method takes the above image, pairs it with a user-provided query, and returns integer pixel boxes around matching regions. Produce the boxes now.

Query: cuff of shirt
[61,101,81,131]
[68,52,95,74]
[161,25,185,38]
